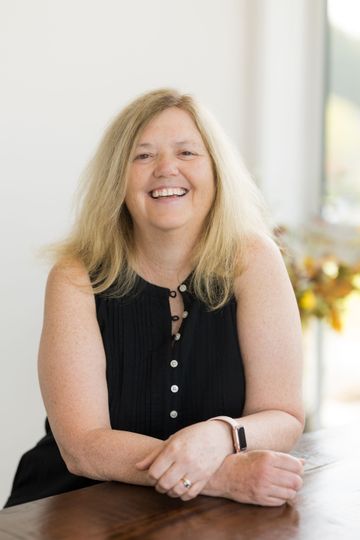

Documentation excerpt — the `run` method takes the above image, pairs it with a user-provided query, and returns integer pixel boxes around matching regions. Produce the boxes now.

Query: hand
[204,449,304,506]
[135,420,234,501]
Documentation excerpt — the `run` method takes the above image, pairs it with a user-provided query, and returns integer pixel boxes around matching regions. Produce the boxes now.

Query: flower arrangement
[275,219,360,332]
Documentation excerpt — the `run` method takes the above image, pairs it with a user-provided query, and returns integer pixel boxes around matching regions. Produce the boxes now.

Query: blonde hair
[45,88,274,309]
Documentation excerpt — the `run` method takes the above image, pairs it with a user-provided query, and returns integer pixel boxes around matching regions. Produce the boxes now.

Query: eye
[180,150,196,157]
[134,153,152,160]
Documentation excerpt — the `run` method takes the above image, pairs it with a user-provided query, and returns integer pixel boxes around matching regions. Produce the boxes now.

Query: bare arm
[231,233,305,449]
[38,260,163,485]
[199,234,305,503]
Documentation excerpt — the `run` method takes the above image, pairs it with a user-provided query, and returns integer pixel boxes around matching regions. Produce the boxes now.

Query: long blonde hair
[45,88,274,309]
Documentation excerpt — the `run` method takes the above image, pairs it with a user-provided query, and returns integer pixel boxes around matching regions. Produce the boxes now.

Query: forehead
[137,107,204,146]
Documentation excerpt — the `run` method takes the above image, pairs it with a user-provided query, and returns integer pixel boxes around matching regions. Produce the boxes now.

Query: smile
[150,187,189,199]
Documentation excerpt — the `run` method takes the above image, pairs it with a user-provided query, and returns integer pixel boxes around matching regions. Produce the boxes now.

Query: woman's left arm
[137,234,305,497]
[231,233,305,450]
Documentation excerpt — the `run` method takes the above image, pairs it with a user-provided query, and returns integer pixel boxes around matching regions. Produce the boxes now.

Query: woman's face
[125,107,215,238]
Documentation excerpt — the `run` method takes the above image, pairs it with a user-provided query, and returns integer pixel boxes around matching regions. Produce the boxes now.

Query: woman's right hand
[204,450,305,507]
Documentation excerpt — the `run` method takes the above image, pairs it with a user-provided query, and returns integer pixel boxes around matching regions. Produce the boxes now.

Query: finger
[266,486,298,504]
[164,472,197,498]
[262,496,288,507]
[269,469,303,492]
[155,483,170,494]
[147,453,178,485]
[135,446,164,470]
[166,478,203,500]
[166,482,189,498]
[155,463,195,493]
[272,453,305,474]
[180,479,208,501]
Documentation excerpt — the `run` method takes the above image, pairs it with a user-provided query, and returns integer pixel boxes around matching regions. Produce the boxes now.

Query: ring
[181,477,192,489]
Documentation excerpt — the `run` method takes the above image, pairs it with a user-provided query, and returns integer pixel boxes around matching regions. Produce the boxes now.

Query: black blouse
[4,275,246,508]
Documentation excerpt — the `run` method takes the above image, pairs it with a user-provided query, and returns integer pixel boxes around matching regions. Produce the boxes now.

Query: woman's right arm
[38,260,163,486]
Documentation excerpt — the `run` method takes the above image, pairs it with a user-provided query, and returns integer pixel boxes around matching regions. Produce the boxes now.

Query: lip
[150,195,188,204]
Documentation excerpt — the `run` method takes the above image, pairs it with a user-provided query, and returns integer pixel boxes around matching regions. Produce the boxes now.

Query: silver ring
[181,477,192,489]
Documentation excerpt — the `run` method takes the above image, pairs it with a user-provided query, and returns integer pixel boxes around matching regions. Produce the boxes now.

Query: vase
[302,319,324,431]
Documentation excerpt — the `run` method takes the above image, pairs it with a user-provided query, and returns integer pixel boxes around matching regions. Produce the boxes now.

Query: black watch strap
[237,425,247,452]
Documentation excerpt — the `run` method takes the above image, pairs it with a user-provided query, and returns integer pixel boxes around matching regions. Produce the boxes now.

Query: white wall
[0,0,249,506]
[242,0,326,226]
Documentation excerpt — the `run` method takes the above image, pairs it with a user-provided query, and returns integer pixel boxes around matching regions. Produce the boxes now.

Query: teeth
[151,188,187,199]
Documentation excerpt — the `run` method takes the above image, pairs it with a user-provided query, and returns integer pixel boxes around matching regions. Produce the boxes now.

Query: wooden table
[1,425,359,539]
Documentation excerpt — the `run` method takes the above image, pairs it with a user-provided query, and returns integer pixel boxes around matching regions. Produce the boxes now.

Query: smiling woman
[4,88,305,509]
[51,88,273,309]
[125,107,216,243]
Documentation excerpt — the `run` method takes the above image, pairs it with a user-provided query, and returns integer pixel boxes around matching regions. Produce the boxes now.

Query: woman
[5,88,305,508]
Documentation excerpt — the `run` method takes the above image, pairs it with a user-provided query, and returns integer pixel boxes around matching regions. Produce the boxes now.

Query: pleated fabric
[4,275,246,508]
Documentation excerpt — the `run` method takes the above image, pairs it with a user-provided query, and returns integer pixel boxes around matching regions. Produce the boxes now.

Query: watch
[209,415,247,453]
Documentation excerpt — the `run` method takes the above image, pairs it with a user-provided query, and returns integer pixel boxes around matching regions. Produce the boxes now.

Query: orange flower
[329,309,343,332]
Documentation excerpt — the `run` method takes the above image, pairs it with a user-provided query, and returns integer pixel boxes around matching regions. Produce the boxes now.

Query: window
[321,0,360,427]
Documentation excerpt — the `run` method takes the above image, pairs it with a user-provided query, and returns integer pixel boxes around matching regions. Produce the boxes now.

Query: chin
[152,220,189,232]
[148,212,192,232]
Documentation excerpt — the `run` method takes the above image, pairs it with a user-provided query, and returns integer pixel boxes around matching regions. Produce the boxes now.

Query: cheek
[202,170,216,202]
[204,177,216,213]
[125,173,146,205]
[124,188,141,222]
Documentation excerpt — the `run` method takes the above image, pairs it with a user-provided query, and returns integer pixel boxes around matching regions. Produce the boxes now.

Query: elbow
[58,429,109,481]
[56,437,89,477]
[66,457,83,477]
[287,410,306,450]
[60,447,84,477]
[295,405,306,436]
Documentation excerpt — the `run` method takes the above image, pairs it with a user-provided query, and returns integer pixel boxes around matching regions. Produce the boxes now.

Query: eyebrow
[135,139,202,149]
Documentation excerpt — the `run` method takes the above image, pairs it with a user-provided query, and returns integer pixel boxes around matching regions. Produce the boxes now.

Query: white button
[171,385,179,393]
[170,360,178,368]
[182,311,188,319]
[179,284,187,292]
[170,410,178,418]
[174,333,181,341]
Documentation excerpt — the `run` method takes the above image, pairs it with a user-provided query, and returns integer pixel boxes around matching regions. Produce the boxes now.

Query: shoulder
[45,258,95,311]
[244,233,281,261]
[47,257,92,289]
[234,233,286,298]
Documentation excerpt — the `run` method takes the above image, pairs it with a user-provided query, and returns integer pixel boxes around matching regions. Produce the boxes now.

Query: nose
[153,154,179,178]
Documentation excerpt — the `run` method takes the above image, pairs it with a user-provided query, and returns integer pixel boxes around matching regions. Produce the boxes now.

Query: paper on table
[291,448,337,472]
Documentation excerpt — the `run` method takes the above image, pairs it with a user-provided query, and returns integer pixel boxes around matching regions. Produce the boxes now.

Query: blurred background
[1,0,359,506]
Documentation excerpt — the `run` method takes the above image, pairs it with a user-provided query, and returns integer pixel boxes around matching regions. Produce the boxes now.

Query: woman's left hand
[135,420,234,501]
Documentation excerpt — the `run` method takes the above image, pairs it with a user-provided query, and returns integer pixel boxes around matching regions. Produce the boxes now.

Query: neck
[132,227,198,289]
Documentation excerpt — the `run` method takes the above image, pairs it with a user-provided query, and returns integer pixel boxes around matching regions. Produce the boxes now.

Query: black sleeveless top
[4,275,246,508]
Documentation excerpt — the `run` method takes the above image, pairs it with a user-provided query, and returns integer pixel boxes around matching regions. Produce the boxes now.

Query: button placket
[169,330,180,420]
[168,281,191,422]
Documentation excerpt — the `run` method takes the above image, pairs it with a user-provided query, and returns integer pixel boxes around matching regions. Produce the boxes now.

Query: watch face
[237,426,247,450]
